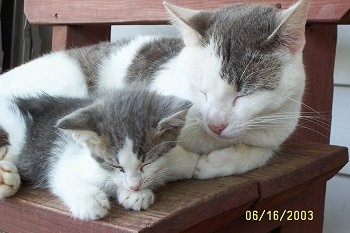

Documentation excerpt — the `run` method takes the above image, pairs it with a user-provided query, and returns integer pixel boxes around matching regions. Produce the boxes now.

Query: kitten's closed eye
[108,163,125,173]
[200,90,207,101]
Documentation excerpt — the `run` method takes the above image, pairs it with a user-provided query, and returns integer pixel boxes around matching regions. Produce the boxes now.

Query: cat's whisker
[287,97,328,121]
[250,113,330,130]
[244,122,329,139]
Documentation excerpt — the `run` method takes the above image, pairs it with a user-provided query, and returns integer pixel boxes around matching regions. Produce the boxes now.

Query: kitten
[0,0,310,178]
[0,90,199,220]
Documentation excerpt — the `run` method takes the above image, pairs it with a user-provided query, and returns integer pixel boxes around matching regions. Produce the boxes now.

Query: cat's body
[0,90,198,220]
[0,0,310,179]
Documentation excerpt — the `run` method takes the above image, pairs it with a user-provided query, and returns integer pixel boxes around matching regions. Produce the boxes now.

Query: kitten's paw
[118,188,155,211]
[0,160,21,199]
[193,147,236,179]
[68,190,110,220]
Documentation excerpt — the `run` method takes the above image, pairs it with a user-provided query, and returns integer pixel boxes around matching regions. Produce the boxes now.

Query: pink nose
[208,123,228,134]
[129,184,141,191]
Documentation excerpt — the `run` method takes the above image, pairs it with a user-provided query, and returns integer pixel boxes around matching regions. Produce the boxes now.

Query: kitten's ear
[156,100,192,137]
[163,1,206,46]
[56,107,101,145]
[268,0,311,53]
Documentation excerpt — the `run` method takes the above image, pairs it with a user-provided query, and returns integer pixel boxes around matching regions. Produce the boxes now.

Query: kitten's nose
[208,123,228,135]
[129,184,141,191]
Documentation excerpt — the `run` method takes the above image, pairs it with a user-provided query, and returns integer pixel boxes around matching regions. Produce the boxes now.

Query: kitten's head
[56,89,191,191]
[165,0,310,146]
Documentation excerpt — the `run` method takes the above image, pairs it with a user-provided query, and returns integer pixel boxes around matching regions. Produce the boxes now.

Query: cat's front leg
[52,183,110,220]
[0,160,21,199]
[117,188,155,211]
[50,162,110,220]
[193,144,274,179]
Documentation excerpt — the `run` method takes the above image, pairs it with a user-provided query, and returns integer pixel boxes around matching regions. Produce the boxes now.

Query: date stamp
[245,210,314,221]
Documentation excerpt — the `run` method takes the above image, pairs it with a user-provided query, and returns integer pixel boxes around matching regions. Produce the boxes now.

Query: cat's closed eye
[233,96,240,106]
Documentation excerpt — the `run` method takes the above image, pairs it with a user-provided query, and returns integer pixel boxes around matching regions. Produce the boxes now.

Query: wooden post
[289,24,337,144]
[52,25,111,51]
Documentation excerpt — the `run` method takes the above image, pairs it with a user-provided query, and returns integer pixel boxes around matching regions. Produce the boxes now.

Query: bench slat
[24,0,350,25]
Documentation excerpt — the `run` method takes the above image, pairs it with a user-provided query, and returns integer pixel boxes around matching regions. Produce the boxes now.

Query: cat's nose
[129,184,141,191]
[208,123,228,135]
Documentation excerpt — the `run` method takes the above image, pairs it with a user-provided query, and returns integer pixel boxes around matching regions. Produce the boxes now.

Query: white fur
[0,98,26,199]
[49,138,110,220]
[194,145,273,179]
[0,52,88,98]
[0,98,27,162]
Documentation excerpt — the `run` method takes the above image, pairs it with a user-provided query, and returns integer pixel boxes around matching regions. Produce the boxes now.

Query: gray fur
[126,38,184,85]
[187,4,286,94]
[67,41,129,90]
[13,90,191,187]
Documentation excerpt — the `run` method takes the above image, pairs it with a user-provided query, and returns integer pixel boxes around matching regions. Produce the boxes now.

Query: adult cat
[0,0,310,178]
[0,89,198,220]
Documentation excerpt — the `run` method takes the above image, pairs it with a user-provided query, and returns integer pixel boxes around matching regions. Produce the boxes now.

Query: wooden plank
[0,176,258,232]
[52,25,111,51]
[23,0,350,25]
[242,143,348,199]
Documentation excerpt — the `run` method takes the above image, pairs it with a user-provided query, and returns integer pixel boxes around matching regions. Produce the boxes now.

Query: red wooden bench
[0,1,349,232]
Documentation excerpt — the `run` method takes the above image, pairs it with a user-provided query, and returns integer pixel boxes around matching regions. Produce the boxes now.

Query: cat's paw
[68,190,110,220]
[193,147,236,179]
[117,188,155,211]
[0,160,21,199]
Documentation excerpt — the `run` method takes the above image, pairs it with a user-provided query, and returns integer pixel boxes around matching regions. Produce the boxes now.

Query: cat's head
[56,89,191,191]
[165,0,309,145]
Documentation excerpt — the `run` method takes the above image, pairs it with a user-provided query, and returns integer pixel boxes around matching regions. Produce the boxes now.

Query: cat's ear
[163,1,207,46]
[267,0,311,53]
[156,100,192,137]
[56,107,101,145]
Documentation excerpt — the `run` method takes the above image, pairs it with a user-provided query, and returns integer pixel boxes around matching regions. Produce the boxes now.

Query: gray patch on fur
[188,4,287,94]
[67,41,129,91]
[126,38,184,85]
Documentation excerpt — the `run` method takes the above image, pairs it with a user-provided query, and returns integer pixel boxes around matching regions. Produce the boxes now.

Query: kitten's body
[0,90,198,220]
[0,0,310,178]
